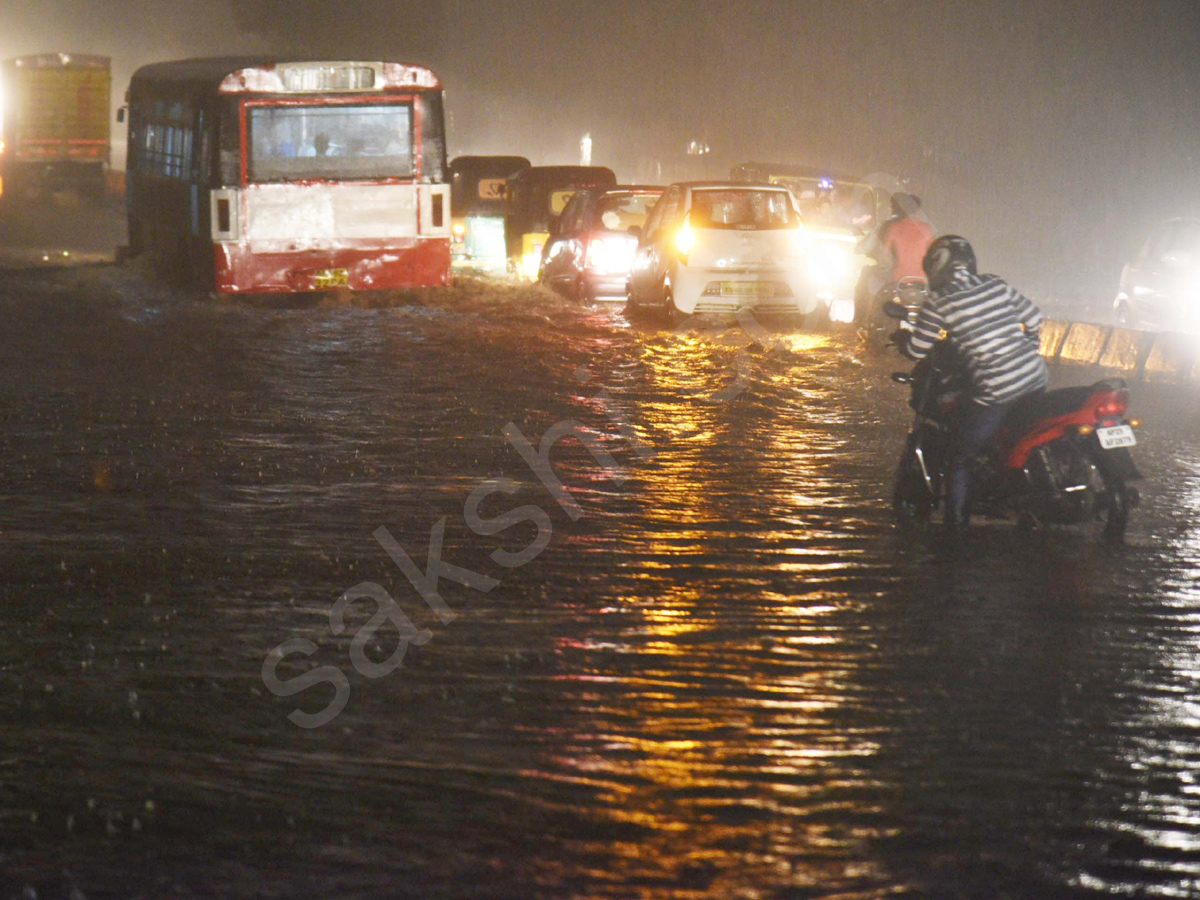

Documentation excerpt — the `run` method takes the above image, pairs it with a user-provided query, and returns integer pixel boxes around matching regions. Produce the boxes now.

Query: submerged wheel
[662,285,682,326]
[1103,476,1131,539]
[622,285,643,319]
[894,496,933,522]
[892,443,935,523]
[127,215,146,257]
[805,301,832,332]
[1037,444,1099,525]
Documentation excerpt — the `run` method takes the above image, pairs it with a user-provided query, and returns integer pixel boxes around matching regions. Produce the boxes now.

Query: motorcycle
[858,275,929,346]
[886,303,1142,537]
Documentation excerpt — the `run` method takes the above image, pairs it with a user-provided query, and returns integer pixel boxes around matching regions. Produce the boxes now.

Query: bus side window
[218,102,240,185]
[195,111,212,186]
[418,94,447,183]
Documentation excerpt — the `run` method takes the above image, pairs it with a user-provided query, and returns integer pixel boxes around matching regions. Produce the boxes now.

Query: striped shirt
[907,270,1048,405]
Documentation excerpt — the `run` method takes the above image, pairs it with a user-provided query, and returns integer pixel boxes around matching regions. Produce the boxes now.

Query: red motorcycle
[890,333,1142,537]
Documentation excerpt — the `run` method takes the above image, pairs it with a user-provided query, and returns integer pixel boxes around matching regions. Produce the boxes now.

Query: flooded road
[3,263,1200,898]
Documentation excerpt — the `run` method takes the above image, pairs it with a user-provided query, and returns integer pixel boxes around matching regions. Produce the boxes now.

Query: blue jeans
[946,401,1011,524]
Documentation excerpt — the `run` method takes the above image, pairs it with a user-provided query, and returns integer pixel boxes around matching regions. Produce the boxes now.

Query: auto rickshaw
[449,155,531,275]
[505,165,617,280]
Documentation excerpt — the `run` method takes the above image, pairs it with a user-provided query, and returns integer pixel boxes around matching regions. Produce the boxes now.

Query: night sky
[7,0,1200,299]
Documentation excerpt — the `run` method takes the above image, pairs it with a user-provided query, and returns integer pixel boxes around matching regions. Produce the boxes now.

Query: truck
[0,53,111,200]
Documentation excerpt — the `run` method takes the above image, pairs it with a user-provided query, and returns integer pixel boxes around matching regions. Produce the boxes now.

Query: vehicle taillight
[674,213,695,261]
[586,237,610,273]
[1093,391,1128,418]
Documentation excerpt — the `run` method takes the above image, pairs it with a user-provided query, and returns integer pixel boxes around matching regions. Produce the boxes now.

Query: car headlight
[828,298,856,323]
[807,242,854,290]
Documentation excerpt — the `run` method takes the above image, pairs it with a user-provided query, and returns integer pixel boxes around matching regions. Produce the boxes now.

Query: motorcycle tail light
[1093,391,1128,419]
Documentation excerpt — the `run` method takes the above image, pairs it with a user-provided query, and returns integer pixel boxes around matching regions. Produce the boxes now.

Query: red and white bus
[123,58,451,293]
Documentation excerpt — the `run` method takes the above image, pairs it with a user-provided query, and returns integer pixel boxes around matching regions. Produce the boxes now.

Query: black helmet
[923,235,976,290]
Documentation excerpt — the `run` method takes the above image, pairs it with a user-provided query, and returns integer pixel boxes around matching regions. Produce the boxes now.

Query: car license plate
[720,281,772,297]
[313,268,350,289]
[1097,424,1136,449]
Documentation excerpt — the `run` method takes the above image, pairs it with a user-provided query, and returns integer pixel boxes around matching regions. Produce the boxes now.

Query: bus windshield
[248,102,413,182]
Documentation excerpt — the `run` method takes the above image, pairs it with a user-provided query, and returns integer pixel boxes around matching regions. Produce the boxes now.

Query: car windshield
[688,189,796,230]
[594,192,660,232]
[248,103,414,182]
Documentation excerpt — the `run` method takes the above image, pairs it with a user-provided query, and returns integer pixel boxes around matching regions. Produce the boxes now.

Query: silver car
[626,181,818,320]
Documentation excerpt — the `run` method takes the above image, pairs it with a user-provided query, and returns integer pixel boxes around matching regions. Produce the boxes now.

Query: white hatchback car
[626,181,818,319]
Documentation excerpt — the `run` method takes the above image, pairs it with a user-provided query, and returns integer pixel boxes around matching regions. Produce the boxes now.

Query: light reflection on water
[2,271,1200,896]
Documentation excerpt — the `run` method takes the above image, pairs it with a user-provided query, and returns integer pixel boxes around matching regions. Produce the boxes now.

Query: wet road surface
[3,261,1200,898]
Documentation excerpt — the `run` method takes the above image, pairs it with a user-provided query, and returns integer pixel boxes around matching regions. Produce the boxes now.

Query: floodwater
[3,250,1200,898]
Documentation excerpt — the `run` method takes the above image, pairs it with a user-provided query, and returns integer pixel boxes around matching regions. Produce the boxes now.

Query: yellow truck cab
[0,53,111,200]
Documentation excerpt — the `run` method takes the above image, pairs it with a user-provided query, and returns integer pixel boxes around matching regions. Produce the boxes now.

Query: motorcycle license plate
[1097,424,1137,449]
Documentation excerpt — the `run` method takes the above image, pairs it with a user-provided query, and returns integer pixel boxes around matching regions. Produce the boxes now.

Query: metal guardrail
[1040,320,1200,382]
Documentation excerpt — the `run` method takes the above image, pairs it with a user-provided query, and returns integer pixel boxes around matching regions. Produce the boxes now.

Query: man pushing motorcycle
[898,235,1049,527]
[855,193,934,332]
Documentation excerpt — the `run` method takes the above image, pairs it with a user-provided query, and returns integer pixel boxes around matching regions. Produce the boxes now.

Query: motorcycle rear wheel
[893,444,935,522]
[1102,474,1131,539]
[1032,443,1099,526]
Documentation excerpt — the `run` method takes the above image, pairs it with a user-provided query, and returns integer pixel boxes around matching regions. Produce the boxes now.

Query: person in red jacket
[854,193,934,326]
